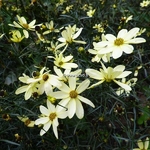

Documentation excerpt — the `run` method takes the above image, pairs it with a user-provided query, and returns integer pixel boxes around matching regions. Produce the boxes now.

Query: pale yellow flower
[87,9,96,17]
[98,27,146,59]
[51,77,95,119]
[48,53,78,69]
[46,41,58,53]
[140,0,150,7]
[43,21,59,35]
[36,31,50,43]
[56,25,86,50]
[62,5,73,14]
[120,15,133,23]
[26,67,62,95]
[116,78,137,96]
[15,73,41,100]
[133,137,149,150]
[35,100,68,138]
[86,63,132,91]
[10,30,24,42]
[9,15,40,38]
[53,66,82,83]
[89,34,111,62]
[17,116,35,127]
[93,24,105,33]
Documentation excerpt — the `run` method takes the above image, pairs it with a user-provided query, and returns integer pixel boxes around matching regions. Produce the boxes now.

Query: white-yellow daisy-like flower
[43,21,59,35]
[116,78,137,96]
[15,73,41,100]
[53,66,82,83]
[98,27,146,59]
[35,100,68,138]
[133,137,149,150]
[88,42,111,63]
[51,77,95,119]
[140,0,150,7]
[88,34,111,63]
[48,53,78,69]
[10,30,24,42]
[9,15,40,38]
[17,115,35,127]
[86,63,132,91]
[120,15,133,23]
[46,41,60,52]
[26,67,62,95]
[56,25,86,50]
[87,9,96,17]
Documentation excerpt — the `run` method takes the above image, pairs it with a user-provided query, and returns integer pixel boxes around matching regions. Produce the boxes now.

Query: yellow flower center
[24,119,31,126]
[69,90,78,98]
[43,74,49,81]
[58,61,64,66]
[22,23,29,29]
[114,38,124,46]
[105,78,112,82]
[105,75,113,82]
[49,113,56,121]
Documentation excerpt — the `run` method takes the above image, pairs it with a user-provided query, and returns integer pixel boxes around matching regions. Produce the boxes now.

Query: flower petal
[124,27,140,41]
[40,121,51,136]
[68,99,76,118]
[86,69,104,80]
[72,28,83,39]
[15,85,28,94]
[52,123,58,139]
[23,30,29,38]
[59,97,71,107]
[76,99,84,119]
[78,95,95,108]
[116,71,132,78]
[62,63,78,69]
[137,140,143,149]
[35,117,49,125]
[105,34,116,42]
[57,82,70,93]
[127,37,146,44]
[51,91,69,99]
[121,44,134,54]
[117,29,127,38]
[112,47,123,59]
[114,80,132,91]
[69,76,76,90]
[47,100,55,112]
[144,137,149,149]
[40,105,50,116]
[76,79,90,94]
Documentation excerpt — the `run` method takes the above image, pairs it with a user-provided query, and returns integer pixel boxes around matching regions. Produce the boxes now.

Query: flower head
[86,63,132,91]
[56,25,86,50]
[10,30,24,42]
[26,67,62,95]
[17,116,35,127]
[140,0,150,7]
[35,100,68,138]
[87,9,96,17]
[98,27,146,59]
[51,77,95,119]
[48,53,78,69]
[116,78,137,96]
[43,21,59,35]
[133,137,149,150]
[9,15,40,38]
[15,73,41,100]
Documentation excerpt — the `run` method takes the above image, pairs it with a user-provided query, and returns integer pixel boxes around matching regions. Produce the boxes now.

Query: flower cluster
[11,13,146,139]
